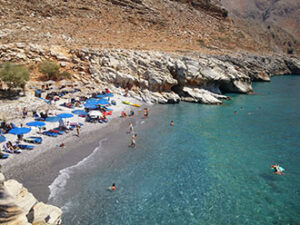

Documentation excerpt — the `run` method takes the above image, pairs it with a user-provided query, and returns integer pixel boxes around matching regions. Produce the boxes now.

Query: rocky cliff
[0,173,62,225]
[219,0,300,54]
[1,43,299,106]
[0,0,297,55]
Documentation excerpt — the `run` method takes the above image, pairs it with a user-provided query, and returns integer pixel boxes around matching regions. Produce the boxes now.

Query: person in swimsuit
[109,183,116,191]
[170,121,174,126]
[129,123,134,133]
[130,133,137,148]
[144,108,149,118]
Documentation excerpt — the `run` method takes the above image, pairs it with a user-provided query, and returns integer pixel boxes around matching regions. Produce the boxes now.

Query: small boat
[122,101,130,105]
[131,103,140,107]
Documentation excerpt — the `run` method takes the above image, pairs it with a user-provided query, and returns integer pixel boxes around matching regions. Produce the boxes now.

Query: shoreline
[1,94,145,202]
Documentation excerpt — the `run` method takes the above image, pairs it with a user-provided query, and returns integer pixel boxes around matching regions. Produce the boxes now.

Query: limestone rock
[5,180,38,215]
[183,87,229,104]
[31,202,62,225]
[0,173,62,225]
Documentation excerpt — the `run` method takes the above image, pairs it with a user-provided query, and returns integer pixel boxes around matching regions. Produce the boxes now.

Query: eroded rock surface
[0,173,62,225]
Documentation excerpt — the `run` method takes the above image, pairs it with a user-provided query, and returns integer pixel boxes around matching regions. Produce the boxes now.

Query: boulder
[31,202,62,225]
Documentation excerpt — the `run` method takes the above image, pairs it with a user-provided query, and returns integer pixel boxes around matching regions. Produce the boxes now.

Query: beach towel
[0,153,9,159]
[42,131,58,137]
[17,144,34,150]
[24,136,43,144]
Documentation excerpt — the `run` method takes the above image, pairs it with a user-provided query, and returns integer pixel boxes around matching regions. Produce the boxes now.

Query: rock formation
[0,173,62,225]
[1,43,300,107]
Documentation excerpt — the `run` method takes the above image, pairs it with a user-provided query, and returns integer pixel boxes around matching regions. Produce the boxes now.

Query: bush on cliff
[0,63,29,90]
[39,61,71,81]
[38,61,60,80]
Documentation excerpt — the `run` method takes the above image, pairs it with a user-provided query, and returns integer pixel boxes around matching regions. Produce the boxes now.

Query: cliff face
[0,173,62,225]
[0,0,297,55]
[219,0,300,54]
[1,43,300,105]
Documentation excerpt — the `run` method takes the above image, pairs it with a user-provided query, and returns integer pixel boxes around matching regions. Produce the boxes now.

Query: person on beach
[129,133,137,148]
[129,123,134,133]
[129,110,134,117]
[109,183,116,191]
[57,143,65,148]
[76,124,81,137]
[170,121,174,126]
[144,108,149,118]
[121,111,127,118]
[22,107,28,118]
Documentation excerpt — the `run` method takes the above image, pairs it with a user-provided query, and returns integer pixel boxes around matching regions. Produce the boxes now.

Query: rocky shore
[0,172,62,225]
[1,43,300,107]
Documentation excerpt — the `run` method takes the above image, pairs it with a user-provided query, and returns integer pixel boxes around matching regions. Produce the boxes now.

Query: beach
[1,93,144,202]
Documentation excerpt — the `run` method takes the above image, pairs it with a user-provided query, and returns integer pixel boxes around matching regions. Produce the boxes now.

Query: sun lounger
[24,136,43,144]
[49,129,64,135]
[17,144,34,150]
[42,131,58,137]
[2,144,21,154]
[0,153,9,159]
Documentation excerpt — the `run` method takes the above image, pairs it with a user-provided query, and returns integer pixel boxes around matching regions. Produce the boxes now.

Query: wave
[48,138,107,202]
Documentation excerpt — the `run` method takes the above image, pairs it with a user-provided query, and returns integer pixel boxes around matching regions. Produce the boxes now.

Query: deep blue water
[50,76,300,225]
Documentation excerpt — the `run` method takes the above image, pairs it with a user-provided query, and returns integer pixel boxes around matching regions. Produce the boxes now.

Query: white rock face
[0,173,62,225]
[183,87,230,104]
[0,43,299,105]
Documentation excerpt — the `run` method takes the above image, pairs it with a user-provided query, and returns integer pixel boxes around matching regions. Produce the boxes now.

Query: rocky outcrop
[0,173,62,225]
[0,43,300,105]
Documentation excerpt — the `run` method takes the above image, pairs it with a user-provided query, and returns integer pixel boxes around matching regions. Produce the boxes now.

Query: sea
[48,75,300,225]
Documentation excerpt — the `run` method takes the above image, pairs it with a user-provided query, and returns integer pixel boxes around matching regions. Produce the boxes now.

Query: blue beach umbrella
[84,104,98,109]
[96,94,106,98]
[96,99,109,105]
[0,136,6,143]
[57,113,74,118]
[85,98,99,103]
[45,116,60,122]
[72,110,87,115]
[9,127,31,135]
[26,121,46,127]
[104,93,114,98]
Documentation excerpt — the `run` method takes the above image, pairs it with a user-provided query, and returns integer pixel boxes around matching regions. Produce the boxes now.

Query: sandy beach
[1,94,145,202]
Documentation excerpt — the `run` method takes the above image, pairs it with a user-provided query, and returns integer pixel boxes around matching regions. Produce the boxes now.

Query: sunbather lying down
[2,141,21,154]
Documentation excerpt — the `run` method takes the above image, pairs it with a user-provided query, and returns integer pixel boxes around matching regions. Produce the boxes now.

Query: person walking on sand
[144,108,149,118]
[130,133,137,148]
[129,122,134,133]
[76,124,81,137]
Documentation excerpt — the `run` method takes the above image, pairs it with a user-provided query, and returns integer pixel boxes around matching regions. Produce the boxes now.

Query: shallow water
[49,76,300,225]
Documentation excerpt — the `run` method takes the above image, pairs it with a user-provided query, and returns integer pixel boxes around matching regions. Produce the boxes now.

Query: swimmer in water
[271,164,284,175]
[170,120,174,126]
[109,183,116,191]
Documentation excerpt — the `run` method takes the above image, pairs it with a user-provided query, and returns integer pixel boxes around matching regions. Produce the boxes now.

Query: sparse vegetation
[39,61,70,80]
[39,61,60,80]
[0,63,29,90]
[60,71,71,79]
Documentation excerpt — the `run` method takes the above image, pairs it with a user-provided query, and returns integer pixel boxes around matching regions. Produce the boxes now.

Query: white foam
[48,138,107,201]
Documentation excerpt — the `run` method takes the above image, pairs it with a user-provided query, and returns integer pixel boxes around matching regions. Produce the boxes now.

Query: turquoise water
[50,76,300,225]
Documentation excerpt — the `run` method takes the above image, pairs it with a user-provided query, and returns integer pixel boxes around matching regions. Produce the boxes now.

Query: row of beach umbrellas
[1,94,114,141]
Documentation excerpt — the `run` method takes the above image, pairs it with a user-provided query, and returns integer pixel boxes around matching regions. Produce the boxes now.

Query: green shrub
[39,61,60,80]
[60,71,71,79]
[0,63,29,89]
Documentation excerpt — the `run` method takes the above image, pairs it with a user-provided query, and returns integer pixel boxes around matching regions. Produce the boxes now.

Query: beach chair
[17,144,34,150]
[42,131,58,137]
[0,152,9,159]
[2,144,21,154]
[49,129,65,135]
[24,136,43,144]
